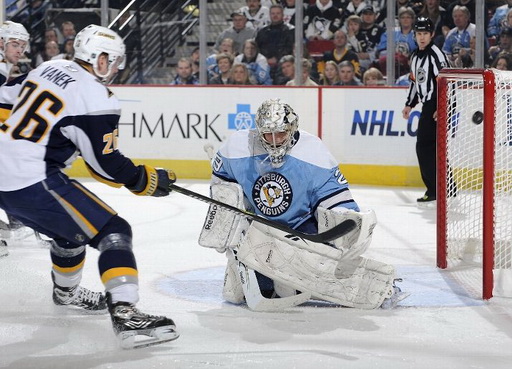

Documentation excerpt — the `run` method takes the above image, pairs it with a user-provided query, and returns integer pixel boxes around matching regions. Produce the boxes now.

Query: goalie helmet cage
[437,68,512,300]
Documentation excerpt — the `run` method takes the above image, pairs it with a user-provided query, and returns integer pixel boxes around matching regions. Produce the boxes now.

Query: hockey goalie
[199,98,408,311]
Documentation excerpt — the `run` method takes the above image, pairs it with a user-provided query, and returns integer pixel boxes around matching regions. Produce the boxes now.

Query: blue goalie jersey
[212,129,359,229]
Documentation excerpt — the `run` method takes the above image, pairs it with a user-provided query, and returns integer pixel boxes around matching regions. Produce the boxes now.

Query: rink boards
[67,85,423,187]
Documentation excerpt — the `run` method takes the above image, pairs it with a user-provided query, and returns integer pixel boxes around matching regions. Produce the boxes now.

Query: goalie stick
[169,183,356,243]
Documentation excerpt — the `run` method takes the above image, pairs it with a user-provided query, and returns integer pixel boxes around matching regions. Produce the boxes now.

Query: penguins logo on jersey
[252,173,293,217]
[417,67,426,83]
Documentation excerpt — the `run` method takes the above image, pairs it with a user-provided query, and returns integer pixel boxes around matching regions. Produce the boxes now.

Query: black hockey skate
[107,293,179,349]
[52,274,107,312]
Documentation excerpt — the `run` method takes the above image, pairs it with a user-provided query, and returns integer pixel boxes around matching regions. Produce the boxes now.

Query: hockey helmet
[0,21,30,52]
[73,24,126,84]
[255,98,299,167]
[414,17,434,33]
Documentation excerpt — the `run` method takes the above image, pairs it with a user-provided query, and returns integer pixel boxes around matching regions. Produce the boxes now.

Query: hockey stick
[169,183,356,243]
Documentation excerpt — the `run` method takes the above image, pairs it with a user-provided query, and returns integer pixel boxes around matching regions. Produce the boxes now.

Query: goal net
[437,68,512,299]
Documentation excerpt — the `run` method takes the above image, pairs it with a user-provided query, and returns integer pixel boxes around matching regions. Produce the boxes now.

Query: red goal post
[437,68,512,300]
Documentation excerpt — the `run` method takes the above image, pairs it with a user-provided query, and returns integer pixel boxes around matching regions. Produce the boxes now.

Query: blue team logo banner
[228,104,256,130]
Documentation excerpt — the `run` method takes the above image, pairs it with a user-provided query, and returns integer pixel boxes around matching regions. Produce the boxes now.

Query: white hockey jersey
[0,59,139,191]
[212,129,359,229]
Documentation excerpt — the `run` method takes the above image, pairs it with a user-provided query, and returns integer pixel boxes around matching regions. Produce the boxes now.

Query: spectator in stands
[444,0,489,31]
[358,5,384,65]
[255,4,294,78]
[239,0,270,30]
[491,52,512,71]
[376,6,416,78]
[376,0,413,26]
[336,60,363,85]
[489,28,512,64]
[234,39,272,85]
[377,7,417,58]
[321,30,361,78]
[304,0,343,41]
[319,60,341,85]
[273,54,295,85]
[45,28,59,44]
[286,58,318,86]
[189,47,200,79]
[214,10,256,55]
[417,0,449,47]
[341,0,370,27]
[207,38,236,81]
[229,63,256,85]
[208,53,234,85]
[362,67,384,85]
[170,57,200,85]
[34,40,60,67]
[52,36,74,61]
[442,5,477,63]
[346,14,363,48]
[488,1,512,38]
[59,21,76,47]
[282,0,307,26]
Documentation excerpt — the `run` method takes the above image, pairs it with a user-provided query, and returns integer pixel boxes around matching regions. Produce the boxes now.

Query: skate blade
[118,326,180,349]
[417,201,436,209]
[381,291,411,309]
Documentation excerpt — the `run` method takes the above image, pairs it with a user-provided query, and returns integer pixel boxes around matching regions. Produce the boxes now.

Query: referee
[402,17,449,207]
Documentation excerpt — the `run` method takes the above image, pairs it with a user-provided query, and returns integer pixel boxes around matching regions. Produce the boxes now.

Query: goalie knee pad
[317,207,377,259]
[198,182,250,253]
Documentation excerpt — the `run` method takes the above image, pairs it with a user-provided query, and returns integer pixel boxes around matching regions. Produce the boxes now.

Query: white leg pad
[237,222,395,309]
[222,250,245,304]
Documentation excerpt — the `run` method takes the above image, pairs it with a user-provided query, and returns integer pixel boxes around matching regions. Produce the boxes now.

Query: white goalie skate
[380,279,410,309]
[107,294,179,349]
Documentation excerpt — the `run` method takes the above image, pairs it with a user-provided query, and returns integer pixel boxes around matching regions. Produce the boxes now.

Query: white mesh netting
[440,69,512,297]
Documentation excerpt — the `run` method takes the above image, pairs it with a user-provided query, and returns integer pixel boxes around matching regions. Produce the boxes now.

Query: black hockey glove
[126,165,176,197]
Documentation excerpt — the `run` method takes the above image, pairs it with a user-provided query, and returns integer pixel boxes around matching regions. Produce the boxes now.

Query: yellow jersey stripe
[101,267,138,284]
[72,181,117,215]
[53,259,85,274]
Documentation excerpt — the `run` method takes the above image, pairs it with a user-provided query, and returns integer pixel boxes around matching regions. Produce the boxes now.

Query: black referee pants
[416,100,437,198]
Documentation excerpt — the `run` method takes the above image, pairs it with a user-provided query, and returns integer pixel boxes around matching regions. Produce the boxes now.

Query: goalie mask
[73,24,126,84]
[0,21,30,54]
[255,99,299,168]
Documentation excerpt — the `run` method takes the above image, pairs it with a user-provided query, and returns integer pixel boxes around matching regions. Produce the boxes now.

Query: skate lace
[113,303,161,321]
[75,286,103,306]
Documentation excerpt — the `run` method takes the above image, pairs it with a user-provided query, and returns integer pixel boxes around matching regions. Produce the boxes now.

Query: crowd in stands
[4,0,512,86]
[175,0,512,87]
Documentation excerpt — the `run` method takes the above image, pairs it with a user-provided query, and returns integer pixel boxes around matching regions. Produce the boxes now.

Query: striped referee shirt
[405,42,449,107]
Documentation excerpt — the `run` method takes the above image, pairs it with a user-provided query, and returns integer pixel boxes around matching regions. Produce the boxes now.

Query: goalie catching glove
[126,165,176,197]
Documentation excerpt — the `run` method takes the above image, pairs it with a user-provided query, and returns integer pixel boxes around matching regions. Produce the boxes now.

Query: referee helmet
[414,17,434,33]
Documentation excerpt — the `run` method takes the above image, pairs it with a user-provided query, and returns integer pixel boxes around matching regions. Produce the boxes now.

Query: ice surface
[1,180,512,369]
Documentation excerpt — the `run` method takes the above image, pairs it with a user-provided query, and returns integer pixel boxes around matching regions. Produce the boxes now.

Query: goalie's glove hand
[126,165,176,197]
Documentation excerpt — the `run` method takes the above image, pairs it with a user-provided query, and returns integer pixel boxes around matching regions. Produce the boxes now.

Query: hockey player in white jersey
[199,98,408,311]
[0,20,33,256]
[0,24,179,348]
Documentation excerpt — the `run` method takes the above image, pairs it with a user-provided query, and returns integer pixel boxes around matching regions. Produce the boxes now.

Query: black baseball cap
[361,6,375,14]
